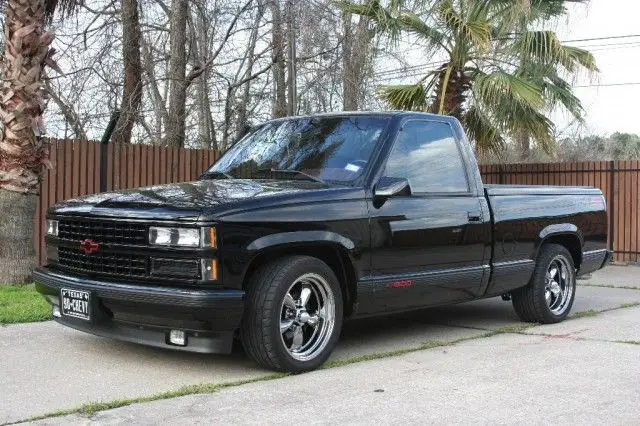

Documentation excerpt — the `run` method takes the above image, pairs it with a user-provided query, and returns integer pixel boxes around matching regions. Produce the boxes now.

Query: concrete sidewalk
[584,264,639,289]
[1,267,638,424]
[31,305,640,425]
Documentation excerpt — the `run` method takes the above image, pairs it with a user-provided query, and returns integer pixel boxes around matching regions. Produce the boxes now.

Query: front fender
[239,231,360,314]
[246,231,356,253]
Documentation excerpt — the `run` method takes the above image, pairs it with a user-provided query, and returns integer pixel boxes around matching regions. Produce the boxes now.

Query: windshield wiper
[199,170,234,180]
[252,168,325,183]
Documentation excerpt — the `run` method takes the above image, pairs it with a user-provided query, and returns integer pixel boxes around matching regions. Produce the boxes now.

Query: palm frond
[396,12,447,50]
[473,71,543,110]
[543,74,584,120]
[513,31,598,73]
[485,0,532,30]
[496,99,556,153]
[336,0,404,43]
[377,83,428,111]
[337,1,448,50]
[513,63,585,119]
[528,0,589,20]
[472,71,555,153]
[557,45,598,72]
[437,0,491,51]
[463,105,505,154]
[46,0,85,23]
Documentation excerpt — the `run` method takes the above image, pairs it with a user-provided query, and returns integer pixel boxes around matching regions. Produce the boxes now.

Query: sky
[551,0,640,137]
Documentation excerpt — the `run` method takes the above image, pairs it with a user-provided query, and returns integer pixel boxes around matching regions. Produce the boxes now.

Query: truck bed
[484,184,603,196]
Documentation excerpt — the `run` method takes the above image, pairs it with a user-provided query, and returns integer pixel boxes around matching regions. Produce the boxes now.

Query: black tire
[240,255,344,372]
[512,243,576,324]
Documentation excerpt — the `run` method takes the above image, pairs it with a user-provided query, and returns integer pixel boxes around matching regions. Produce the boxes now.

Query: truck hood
[50,179,360,221]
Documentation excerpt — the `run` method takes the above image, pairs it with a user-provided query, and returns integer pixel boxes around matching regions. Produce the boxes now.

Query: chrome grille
[58,219,148,245]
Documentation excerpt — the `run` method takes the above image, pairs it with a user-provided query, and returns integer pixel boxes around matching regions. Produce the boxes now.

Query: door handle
[467,212,482,222]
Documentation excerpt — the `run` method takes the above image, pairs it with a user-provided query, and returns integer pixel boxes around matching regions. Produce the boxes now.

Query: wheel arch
[243,232,359,317]
[535,224,583,268]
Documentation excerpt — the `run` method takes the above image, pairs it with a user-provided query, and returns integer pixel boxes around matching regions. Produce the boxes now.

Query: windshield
[206,116,390,184]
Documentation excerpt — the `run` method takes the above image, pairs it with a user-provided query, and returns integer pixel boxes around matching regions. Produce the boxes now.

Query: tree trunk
[518,132,531,161]
[111,0,143,144]
[196,76,216,149]
[342,11,373,111]
[268,1,287,118]
[235,4,264,142]
[235,62,256,144]
[285,0,297,116]
[191,4,217,150]
[141,38,168,145]
[0,0,53,282]
[166,0,189,147]
[0,190,38,283]
[430,64,471,119]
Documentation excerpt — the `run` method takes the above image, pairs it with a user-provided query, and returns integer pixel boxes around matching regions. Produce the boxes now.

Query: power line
[574,82,640,88]
[561,34,640,43]
[569,40,640,49]
[374,60,446,77]
[372,35,640,81]
[586,43,640,52]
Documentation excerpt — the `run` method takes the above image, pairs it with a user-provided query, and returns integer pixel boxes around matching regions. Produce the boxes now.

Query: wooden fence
[36,139,221,264]
[480,161,640,263]
[35,140,639,264]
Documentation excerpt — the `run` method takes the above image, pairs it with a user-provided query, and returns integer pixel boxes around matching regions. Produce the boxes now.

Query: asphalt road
[1,266,639,424]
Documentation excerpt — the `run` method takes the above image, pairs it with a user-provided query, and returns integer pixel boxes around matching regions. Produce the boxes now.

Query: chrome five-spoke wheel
[512,243,577,324]
[241,256,343,372]
[544,254,575,315]
[280,273,336,362]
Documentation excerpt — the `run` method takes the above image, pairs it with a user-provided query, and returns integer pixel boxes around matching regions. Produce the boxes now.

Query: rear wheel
[512,244,576,324]
[241,256,343,372]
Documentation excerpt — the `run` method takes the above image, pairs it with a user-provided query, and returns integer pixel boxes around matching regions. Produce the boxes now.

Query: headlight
[46,219,59,236]
[149,227,200,247]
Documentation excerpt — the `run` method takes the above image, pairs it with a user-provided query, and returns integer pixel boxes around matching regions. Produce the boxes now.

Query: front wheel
[512,244,576,324]
[241,256,343,372]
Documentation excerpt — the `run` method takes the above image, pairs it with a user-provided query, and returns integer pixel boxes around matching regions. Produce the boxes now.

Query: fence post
[99,111,120,192]
[609,160,615,254]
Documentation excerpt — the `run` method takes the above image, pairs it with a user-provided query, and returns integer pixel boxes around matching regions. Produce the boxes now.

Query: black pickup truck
[35,112,609,372]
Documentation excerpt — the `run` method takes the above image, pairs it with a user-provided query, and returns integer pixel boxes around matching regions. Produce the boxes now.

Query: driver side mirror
[374,176,411,199]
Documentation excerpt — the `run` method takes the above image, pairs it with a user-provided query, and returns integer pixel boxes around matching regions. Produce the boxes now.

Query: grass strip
[0,284,50,325]
[13,373,288,425]
[570,309,600,319]
[580,283,640,291]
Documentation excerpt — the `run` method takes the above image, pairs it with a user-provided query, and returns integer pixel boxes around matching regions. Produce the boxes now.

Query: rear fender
[535,224,583,267]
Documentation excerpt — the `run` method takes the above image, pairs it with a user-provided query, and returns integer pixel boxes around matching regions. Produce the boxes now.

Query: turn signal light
[202,226,217,248]
[201,258,219,281]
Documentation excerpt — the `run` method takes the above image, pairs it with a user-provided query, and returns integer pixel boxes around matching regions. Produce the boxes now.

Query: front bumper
[33,267,244,354]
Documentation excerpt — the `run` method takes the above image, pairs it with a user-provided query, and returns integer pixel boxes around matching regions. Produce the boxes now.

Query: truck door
[365,119,491,312]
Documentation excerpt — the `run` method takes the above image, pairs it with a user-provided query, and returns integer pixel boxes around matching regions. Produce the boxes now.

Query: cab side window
[384,121,469,193]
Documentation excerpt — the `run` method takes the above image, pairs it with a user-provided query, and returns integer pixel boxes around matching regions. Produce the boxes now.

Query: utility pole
[286,0,297,116]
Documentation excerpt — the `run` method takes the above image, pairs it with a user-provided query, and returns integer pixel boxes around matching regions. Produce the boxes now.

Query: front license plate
[61,289,91,321]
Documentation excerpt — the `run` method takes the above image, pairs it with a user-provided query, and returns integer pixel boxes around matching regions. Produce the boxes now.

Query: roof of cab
[262,110,459,124]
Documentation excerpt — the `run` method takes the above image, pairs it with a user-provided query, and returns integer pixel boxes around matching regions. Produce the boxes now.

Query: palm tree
[337,0,597,156]
[0,0,80,283]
